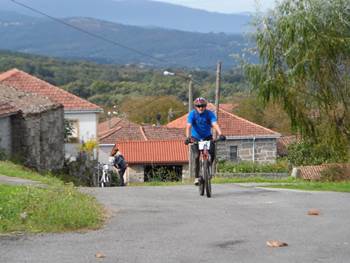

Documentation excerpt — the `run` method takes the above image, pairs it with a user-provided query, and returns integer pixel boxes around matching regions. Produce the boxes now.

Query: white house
[0,69,102,158]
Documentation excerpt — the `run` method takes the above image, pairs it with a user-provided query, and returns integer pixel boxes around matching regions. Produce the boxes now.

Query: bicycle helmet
[194,97,208,107]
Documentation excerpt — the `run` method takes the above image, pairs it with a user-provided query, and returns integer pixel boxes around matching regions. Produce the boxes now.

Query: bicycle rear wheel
[203,160,211,198]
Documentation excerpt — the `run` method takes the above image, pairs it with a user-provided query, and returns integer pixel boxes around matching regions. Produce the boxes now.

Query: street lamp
[163,70,195,180]
[163,70,193,113]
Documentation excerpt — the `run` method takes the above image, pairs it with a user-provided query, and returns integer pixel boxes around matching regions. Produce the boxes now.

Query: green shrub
[145,166,181,182]
[288,141,349,166]
[218,160,288,173]
[320,165,350,182]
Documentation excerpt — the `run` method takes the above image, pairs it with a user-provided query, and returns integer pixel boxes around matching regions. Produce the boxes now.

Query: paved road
[0,175,44,186]
[1,184,350,263]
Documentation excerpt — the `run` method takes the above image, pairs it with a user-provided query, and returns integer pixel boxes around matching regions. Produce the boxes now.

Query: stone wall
[126,165,144,183]
[11,107,65,171]
[216,138,277,163]
[0,117,12,155]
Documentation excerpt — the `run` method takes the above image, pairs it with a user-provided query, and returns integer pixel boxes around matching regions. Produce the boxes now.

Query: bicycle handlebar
[185,136,226,145]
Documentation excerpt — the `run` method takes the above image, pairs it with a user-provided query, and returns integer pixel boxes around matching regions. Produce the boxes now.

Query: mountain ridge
[0,11,252,68]
[0,0,252,34]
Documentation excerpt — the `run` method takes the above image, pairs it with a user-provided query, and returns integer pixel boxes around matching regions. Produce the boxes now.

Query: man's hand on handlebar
[185,137,192,145]
[219,135,226,141]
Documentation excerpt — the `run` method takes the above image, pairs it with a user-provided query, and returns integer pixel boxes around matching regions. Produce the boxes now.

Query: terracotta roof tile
[142,126,186,140]
[0,69,102,112]
[99,124,187,144]
[98,117,139,136]
[298,163,350,180]
[117,140,188,164]
[167,103,280,137]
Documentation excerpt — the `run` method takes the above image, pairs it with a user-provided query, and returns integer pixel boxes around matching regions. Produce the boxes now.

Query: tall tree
[246,0,350,159]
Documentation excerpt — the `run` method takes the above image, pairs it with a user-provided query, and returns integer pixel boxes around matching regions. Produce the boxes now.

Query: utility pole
[188,75,193,112]
[188,74,193,178]
[213,61,222,175]
[214,62,222,137]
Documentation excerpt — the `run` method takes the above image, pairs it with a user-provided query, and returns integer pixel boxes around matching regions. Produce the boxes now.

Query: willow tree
[246,0,350,159]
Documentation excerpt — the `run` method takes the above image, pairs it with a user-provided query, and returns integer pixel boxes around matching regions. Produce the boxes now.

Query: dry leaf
[266,240,288,248]
[308,209,320,216]
[95,252,105,259]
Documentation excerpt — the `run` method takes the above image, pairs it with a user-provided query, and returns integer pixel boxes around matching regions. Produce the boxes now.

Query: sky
[152,0,277,14]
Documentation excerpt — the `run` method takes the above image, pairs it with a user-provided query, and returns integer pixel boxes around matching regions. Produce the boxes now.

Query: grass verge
[129,181,185,187]
[212,176,296,184]
[266,181,350,193]
[128,176,297,186]
[0,161,62,186]
[0,161,104,233]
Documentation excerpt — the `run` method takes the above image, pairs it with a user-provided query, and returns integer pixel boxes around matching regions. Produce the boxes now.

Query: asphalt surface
[1,184,350,263]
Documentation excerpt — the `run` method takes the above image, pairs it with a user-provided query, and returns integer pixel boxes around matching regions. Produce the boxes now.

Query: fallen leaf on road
[308,209,320,216]
[95,252,105,259]
[266,240,288,248]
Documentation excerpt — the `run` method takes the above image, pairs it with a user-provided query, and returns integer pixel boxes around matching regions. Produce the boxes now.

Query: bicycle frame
[194,140,213,197]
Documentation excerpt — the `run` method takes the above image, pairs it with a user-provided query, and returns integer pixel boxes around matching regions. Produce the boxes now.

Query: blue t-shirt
[187,109,217,140]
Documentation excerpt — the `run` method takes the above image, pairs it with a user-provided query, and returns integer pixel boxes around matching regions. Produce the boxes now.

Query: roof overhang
[65,109,103,114]
[0,112,18,118]
[99,144,115,147]
[227,134,281,140]
[128,161,188,165]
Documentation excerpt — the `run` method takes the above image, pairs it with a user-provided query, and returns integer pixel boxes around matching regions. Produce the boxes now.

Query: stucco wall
[98,145,114,164]
[65,112,98,142]
[0,117,12,155]
[216,138,277,163]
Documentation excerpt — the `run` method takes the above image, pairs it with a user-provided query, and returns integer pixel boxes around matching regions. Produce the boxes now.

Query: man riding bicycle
[185,97,225,185]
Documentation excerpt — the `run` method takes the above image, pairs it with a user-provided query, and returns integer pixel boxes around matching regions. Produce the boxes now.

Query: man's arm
[212,122,222,136]
[186,123,192,138]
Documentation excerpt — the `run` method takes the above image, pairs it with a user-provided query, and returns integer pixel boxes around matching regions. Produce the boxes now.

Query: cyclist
[185,97,226,185]
[111,147,128,186]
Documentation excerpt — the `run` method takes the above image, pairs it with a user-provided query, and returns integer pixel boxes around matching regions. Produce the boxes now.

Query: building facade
[0,69,102,159]
[0,84,65,171]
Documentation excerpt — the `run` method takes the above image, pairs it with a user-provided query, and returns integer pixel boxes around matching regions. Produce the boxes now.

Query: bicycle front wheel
[203,160,211,198]
[199,161,205,196]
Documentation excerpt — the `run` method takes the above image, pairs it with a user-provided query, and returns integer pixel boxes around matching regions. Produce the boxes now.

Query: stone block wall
[0,117,12,155]
[126,165,144,183]
[40,109,65,170]
[11,107,65,171]
[216,138,277,163]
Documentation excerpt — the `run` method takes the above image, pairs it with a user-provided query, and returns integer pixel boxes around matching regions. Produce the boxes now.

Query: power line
[10,0,168,64]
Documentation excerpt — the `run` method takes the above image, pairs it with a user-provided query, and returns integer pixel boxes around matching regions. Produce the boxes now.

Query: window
[65,119,79,143]
[229,146,238,161]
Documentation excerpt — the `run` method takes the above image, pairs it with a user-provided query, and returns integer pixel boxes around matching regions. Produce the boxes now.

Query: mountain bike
[196,140,213,197]
[94,162,113,187]
[189,137,225,198]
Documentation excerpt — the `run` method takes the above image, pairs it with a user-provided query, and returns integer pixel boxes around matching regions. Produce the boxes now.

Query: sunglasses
[196,104,206,108]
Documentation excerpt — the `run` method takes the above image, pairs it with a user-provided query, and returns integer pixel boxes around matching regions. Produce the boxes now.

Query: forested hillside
[0,51,249,124]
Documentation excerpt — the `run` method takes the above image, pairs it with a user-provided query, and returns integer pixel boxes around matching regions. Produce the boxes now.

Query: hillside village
[0,68,289,184]
[1,1,350,262]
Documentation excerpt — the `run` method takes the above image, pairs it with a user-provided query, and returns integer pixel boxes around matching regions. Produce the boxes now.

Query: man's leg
[118,168,126,186]
[191,144,200,184]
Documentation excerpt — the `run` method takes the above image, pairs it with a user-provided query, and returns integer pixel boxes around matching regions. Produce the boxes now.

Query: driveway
[1,184,350,263]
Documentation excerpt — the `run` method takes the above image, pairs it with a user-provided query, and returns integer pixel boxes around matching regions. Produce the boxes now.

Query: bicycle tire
[199,160,205,196]
[203,160,211,198]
